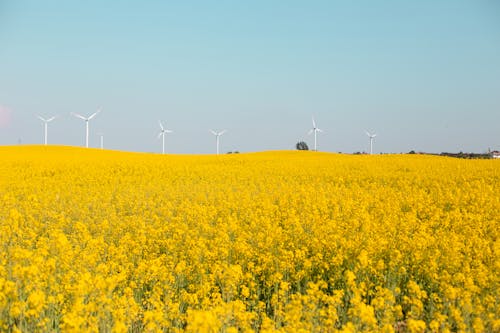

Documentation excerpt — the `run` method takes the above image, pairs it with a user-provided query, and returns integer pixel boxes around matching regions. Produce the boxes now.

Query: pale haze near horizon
[0,1,499,154]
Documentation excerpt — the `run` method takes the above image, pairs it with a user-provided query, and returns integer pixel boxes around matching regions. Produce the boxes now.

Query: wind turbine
[158,121,173,154]
[71,109,101,148]
[210,130,226,155]
[365,131,377,155]
[37,115,56,145]
[308,117,323,151]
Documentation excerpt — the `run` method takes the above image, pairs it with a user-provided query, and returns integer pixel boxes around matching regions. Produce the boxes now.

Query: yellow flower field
[0,146,498,332]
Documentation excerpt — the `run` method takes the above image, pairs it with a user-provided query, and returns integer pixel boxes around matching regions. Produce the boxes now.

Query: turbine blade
[72,112,87,120]
[312,117,316,128]
[88,110,100,120]
[317,128,323,133]
[166,130,173,133]
[210,130,217,135]
[37,115,46,122]
[47,116,56,122]
[157,132,163,139]
[365,131,371,137]
[220,130,227,135]
[159,121,164,131]
[308,129,314,135]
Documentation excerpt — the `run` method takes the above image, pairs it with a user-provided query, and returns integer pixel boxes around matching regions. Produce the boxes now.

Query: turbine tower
[210,130,226,155]
[158,121,173,154]
[72,109,101,148]
[98,133,104,149]
[365,131,377,155]
[308,117,323,151]
[37,115,56,145]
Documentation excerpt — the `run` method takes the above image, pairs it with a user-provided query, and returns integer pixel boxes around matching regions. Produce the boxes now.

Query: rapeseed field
[0,146,498,332]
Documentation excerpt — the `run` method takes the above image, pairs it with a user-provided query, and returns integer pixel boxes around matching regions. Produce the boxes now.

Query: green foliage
[296,141,309,151]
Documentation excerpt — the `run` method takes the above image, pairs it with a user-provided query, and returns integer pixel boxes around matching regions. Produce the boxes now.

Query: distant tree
[408,150,416,154]
[296,141,309,150]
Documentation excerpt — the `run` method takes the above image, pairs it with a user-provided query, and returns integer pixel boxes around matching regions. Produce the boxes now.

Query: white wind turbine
[158,121,173,154]
[210,130,226,155]
[72,109,101,148]
[37,115,56,145]
[308,117,323,151]
[365,131,377,155]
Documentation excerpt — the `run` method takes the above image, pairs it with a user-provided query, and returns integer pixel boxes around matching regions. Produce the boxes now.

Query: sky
[1,1,499,154]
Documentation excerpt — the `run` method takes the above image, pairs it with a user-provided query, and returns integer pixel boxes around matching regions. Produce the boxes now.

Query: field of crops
[0,146,498,332]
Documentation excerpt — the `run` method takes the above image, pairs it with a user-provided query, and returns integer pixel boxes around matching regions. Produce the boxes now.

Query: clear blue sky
[1,1,499,154]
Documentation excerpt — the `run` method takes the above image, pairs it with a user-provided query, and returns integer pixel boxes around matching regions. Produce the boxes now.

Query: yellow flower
[0,147,497,331]
[406,319,426,333]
